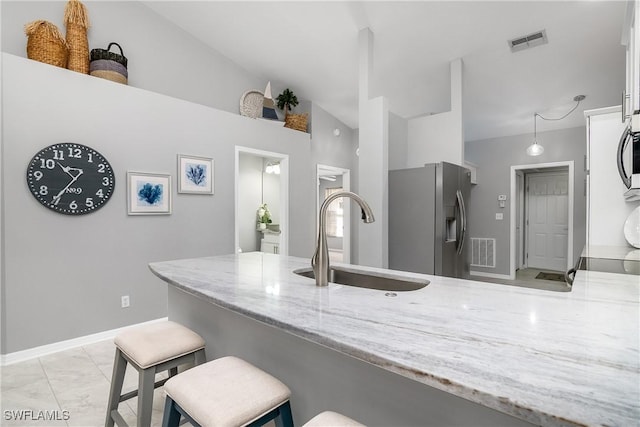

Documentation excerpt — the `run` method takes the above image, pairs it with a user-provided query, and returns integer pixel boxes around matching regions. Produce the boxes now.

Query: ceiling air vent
[508,30,548,53]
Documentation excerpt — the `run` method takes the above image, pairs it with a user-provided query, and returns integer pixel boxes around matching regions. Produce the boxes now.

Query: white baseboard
[1,317,168,366]
[469,271,512,280]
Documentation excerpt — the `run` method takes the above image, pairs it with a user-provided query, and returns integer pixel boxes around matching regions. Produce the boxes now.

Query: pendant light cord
[535,97,583,122]
[534,97,583,141]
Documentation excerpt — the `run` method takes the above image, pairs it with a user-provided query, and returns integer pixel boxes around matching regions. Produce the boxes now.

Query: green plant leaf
[276,88,299,111]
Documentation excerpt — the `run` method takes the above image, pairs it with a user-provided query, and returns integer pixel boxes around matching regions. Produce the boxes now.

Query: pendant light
[527,113,545,156]
[526,95,586,156]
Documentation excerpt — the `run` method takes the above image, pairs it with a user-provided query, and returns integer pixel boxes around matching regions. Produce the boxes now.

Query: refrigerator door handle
[617,124,632,189]
[456,190,467,255]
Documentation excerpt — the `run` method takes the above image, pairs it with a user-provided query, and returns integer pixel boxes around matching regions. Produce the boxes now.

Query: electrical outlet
[495,213,504,220]
[121,295,130,308]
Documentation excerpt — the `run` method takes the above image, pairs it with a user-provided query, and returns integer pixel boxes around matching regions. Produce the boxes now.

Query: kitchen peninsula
[149,252,639,427]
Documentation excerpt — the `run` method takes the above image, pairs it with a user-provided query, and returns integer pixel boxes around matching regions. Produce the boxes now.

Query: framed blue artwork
[177,154,214,195]
[127,171,172,215]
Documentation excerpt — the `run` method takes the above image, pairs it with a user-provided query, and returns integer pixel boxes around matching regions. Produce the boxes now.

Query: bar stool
[161,356,293,427]
[303,411,365,426]
[105,321,206,427]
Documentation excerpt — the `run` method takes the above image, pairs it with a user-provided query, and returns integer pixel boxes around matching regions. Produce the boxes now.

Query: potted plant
[276,88,308,132]
[276,88,299,116]
[257,203,272,230]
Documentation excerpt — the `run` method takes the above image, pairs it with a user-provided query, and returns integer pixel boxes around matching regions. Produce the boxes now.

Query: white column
[357,28,389,268]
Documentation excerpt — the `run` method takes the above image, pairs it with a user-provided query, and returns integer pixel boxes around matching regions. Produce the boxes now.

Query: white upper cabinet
[623,0,640,118]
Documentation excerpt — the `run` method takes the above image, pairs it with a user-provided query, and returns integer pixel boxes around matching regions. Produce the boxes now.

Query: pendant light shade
[526,140,544,156]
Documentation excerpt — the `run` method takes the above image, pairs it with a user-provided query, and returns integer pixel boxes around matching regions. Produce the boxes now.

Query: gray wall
[1,54,313,353]
[389,112,409,171]
[1,1,267,117]
[238,154,263,253]
[465,126,587,276]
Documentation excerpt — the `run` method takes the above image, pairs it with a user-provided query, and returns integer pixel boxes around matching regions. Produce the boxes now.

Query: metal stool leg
[105,349,127,427]
[194,348,206,365]
[275,401,294,427]
[161,396,181,427]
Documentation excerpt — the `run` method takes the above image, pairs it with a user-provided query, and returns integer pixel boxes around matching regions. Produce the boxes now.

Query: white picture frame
[127,172,172,215]
[177,154,214,194]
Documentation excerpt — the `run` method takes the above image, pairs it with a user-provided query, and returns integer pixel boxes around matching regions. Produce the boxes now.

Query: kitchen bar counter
[149,253,639,426]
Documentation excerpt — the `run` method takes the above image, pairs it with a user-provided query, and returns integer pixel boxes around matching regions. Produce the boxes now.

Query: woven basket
[284,113,308,132]
[25,20,69,68]
[64,0,90,74]
[90,42,128,84]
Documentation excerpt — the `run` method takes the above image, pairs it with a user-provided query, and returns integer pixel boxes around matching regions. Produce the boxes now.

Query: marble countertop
[149,253,640,427]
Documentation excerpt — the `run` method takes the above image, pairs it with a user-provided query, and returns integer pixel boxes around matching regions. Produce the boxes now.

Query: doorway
[235,146,289,255]
[316,164,351,263]
[510,161,574,280]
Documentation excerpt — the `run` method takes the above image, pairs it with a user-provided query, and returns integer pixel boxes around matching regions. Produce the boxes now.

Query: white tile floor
[1,339,167,427]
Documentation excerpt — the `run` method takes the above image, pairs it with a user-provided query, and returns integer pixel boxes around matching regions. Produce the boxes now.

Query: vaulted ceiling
[144,1,628,141]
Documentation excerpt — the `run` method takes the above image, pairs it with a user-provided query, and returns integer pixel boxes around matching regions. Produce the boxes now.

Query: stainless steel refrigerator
[389,162,470,279]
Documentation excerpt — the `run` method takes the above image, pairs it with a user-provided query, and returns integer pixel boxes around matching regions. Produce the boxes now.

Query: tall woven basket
[284,113,309,132]
[25,20,69,68]
[64,0,90,74]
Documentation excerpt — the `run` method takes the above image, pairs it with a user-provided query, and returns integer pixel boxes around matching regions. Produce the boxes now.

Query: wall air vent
[471,238,496,268]
[508,30,548,53]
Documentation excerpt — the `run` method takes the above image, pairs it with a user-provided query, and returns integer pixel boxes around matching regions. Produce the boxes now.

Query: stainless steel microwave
[618,112,640,200]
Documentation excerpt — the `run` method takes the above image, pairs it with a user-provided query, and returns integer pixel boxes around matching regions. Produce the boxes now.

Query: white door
[526,172,569,271]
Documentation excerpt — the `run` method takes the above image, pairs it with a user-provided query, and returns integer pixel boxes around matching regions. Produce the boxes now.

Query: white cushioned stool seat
[114,320,205,369]
[163,356,292,427]
[106,321,206,427]
[303,411,366,427]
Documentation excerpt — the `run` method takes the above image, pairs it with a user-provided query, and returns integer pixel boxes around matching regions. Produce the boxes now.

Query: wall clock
[26,143,115,215]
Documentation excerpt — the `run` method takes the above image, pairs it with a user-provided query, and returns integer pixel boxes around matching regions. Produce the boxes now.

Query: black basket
[90,42,127,68]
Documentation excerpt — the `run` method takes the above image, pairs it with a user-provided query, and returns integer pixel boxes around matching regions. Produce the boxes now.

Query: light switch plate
[495,213,503,220]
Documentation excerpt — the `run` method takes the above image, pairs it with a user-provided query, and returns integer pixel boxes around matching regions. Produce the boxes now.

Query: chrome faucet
[312,191,375,287]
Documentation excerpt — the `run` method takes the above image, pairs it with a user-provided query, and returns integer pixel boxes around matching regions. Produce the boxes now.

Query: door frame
[316,164,351,263]
[509,161,574,279]
[516,170,525,270]
[235,146,290,256]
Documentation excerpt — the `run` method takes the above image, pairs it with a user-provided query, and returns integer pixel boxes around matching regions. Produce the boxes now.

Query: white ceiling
[144,1,628,141]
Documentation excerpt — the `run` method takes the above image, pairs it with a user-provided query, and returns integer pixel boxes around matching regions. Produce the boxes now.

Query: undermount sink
[293,266,429,292]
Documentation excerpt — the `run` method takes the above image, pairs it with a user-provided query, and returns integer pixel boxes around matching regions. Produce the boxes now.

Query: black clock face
[26,143,115,215]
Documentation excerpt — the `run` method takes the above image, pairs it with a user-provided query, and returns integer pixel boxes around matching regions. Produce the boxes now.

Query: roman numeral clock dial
[26,143,115,215]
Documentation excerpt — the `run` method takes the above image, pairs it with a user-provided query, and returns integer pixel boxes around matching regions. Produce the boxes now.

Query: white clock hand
[57,162,72,177]
[52,169,84,205]
[57,163,83,179]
